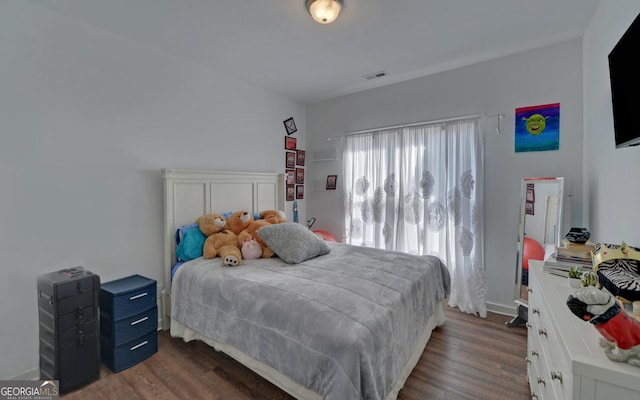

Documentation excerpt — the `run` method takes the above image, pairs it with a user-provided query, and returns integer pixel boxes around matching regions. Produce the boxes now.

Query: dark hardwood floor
[62,307,530,400]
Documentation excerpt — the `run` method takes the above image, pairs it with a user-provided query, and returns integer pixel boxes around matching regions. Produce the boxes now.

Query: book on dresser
[544,255,594,277]
[543,239,596,277]
[555,239,595,262]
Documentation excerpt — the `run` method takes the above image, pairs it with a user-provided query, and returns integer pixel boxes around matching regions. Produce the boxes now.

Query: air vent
[362,71,389,80]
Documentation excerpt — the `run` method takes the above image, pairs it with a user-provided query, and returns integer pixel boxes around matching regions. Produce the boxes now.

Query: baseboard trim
[10,368,39,381]
[486,301,517,317]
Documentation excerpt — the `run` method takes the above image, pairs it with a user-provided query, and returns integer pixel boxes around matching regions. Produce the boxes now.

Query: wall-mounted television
[608,12,640,148]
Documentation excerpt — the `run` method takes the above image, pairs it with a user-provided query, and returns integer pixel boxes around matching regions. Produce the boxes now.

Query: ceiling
[28,0,602,104]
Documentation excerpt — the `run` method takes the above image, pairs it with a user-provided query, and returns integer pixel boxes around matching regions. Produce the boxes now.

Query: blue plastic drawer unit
[99,274,157,372]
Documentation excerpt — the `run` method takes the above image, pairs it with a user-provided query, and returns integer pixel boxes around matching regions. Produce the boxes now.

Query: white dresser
[527,260,640,400]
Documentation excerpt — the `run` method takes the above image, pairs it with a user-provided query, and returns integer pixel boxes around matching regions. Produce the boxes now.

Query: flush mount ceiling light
[305,0,344,24]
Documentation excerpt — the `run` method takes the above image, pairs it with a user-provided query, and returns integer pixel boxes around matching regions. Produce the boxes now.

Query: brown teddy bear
[228,210,274,259]
[259,209,287,225]
[196,213,242,267]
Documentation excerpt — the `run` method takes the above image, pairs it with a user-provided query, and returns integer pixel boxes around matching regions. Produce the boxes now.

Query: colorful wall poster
[515,103,560,152]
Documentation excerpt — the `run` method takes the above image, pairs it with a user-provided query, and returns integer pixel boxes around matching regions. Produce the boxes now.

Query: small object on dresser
[567,287,640,367]
[37,267,100,393]
[568,266,582,288]
[99,274,158,372]
[581,271,599,287]
[565,227,591,244]
[557,238,595,259]
[592,241,640,302]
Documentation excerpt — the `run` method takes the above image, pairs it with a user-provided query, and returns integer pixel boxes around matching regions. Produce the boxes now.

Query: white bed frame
[161,168,445,400]
[161,168,285,329]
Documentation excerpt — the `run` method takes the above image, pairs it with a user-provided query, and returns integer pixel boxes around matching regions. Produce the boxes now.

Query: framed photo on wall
[526,187,535,202]
[285,136,297,150]
[283,117,297,135]
[326,175,337,190]
[296,150,306,166]
[286,185,295,201]
[296,168,305,184]
[286,151,296,168]
[296,185,304,199]
[286,169,295,185]
[525,201,534,215]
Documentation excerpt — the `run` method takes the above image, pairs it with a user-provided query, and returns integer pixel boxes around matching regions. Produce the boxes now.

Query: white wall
[583,0,640,245]
[306,39,586,315]
[0,1,304,379]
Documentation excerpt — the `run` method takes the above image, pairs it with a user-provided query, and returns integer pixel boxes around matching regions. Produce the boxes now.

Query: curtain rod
[328,113,503,140]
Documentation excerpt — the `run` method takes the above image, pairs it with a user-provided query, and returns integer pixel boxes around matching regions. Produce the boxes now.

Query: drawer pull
[131,316,149,326]
[525,357,531,364]
[538,328,548,337]
[525,322,532,329]
[531,350,539,357]
[537,377,546,386]
[129,292,148,301]
[130,340,149,351]
[532,308,540,315]
[531,392,539,399]
[527,287,533,293]
[551,371,563,383]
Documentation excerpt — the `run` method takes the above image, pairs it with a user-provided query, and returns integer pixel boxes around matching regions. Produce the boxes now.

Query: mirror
[515,177,564,302]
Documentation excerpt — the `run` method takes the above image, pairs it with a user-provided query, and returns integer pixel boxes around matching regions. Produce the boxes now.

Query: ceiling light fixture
[305,0,344,24]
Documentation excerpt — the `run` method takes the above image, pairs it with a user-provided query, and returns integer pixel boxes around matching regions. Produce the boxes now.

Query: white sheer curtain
[342,117,487,317]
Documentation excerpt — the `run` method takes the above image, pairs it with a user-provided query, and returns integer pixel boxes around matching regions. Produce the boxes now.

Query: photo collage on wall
[284,117,304,201]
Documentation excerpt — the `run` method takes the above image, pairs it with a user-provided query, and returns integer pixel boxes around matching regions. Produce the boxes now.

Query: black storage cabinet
[37,267,100,393]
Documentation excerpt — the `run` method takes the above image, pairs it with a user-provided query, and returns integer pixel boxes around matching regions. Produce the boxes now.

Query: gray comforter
[171,242,450,400]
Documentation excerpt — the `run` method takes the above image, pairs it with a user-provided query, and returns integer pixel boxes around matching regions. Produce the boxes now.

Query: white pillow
[258,222,331,264]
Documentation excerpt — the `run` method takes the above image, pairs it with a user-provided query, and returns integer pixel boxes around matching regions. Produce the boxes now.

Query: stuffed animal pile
[192,209,286,266]
[196,213,242,266]
[228,210,278,259]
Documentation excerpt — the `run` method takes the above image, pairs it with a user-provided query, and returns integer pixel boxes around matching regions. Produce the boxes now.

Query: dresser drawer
[100,330,157,373]
[101,305,158,346]
[100,275,156,320]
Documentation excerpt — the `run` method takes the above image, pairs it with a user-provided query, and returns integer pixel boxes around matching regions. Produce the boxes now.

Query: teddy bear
[196,213,242,267]
[259,209,287,225]
[241,238,263,260]
[227,210,274,258]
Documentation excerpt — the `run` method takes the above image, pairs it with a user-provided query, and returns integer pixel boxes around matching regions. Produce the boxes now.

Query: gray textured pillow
[258,222,331,264]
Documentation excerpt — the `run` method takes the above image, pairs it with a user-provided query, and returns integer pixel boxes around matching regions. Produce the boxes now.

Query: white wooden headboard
[161,168,285,329]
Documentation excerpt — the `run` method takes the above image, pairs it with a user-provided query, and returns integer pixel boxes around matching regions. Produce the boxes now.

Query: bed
[161,169,451,400]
